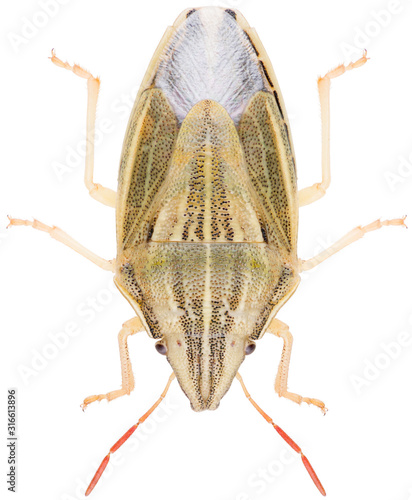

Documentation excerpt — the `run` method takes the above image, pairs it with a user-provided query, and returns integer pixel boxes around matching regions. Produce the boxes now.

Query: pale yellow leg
[7,216,114,271]
[298,51,369,207]
[300,217,406,272]
[267,318,326,414]
[50,50,116,208]
[82,317,144,409]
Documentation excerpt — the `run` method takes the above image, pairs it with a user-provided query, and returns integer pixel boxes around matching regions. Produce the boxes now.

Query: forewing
[116,88,178,251]
[238,91,298,253]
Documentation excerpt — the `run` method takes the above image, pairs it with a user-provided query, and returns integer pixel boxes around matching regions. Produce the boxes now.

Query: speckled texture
[116,242,298,411]
[239,91,298,252]
[114,7,299,411]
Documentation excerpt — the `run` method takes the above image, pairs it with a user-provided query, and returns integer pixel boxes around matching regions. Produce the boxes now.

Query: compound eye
[155,342,167,355]
[245,342,256,355]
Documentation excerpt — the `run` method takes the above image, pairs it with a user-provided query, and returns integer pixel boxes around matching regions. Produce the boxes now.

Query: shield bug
[8,6,406,497]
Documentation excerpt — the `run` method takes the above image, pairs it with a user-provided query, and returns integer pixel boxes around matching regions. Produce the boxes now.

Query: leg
[50,50,116,208]
[82,317,144,409]
[7,216,114,271]
[300,217,406,272]
[298,51,369,207]
[266,319,326,414]
[85,372,175,496]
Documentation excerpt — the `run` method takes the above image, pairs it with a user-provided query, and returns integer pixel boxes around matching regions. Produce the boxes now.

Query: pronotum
[7,5,406,497]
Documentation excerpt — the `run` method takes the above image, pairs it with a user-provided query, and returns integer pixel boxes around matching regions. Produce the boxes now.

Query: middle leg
[7,216,114,271]
[300,217,406,272]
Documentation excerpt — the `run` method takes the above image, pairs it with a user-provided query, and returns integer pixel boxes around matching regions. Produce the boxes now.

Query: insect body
[9,5,406,497]
[114,6,302,413]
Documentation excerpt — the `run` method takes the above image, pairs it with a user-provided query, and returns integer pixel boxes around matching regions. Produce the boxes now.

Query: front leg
[266,318,326,414]
[82,317,144,409]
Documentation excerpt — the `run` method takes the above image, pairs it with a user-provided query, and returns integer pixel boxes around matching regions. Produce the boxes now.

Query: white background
[1,1,412,499]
